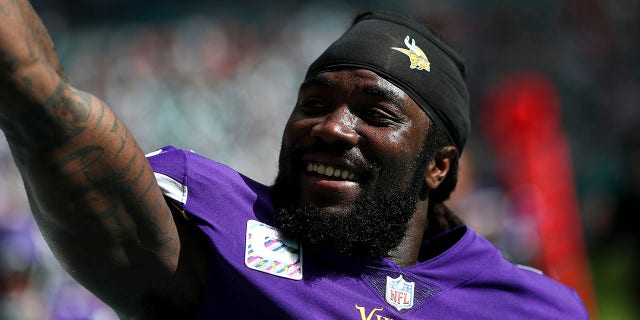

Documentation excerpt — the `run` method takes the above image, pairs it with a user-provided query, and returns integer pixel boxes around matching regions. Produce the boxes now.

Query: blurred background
[0,0,638,319]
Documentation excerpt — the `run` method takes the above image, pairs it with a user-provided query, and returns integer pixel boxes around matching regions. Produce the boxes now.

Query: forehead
[301,69,428,117]
[301,69,405,99]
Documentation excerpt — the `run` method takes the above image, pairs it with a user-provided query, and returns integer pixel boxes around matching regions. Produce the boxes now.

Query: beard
[271,142,430,259]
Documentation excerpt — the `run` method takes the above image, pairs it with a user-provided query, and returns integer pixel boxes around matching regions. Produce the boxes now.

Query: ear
[424,146,457,190]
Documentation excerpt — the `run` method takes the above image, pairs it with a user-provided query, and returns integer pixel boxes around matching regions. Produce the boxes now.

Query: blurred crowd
[0,0,638,319]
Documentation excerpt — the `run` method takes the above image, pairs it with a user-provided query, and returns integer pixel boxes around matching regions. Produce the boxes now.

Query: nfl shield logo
[385,275,415,311]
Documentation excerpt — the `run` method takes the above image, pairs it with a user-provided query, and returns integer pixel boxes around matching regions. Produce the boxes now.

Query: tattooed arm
[0,0,207,317]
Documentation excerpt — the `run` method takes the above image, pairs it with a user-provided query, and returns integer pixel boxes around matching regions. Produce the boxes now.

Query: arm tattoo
[54,145,105,177]
[12,82,93,150]
[110,116,119,132]
[95,100,106,129]
[0,0,16,17]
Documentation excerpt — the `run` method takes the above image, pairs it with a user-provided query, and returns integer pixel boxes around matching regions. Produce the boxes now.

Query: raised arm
[0,1,205,317]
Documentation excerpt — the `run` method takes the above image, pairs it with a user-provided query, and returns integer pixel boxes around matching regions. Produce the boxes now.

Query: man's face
[272,69,432,257]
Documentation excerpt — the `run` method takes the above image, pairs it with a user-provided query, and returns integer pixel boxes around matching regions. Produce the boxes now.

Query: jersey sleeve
[145,145,274,228]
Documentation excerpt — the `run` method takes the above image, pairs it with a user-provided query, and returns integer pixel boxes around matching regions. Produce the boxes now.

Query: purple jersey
[147,146,588,319]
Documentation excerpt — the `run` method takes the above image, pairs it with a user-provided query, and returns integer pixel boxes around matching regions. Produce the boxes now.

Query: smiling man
[0,2,588,319]
[274,68,434,258]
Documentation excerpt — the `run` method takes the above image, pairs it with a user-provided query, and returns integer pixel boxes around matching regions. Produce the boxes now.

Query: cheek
[282,117,312,147]
[367,131,424,178]
[373,127,416,159]
[385,131,409,150]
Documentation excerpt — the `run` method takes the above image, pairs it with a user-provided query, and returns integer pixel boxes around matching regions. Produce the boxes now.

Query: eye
[297,98,329,115]
[361,107,399,127]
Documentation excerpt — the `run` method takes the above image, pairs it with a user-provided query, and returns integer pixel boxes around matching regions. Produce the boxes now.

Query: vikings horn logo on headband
[391,36,431,72]
[305,11,470,153]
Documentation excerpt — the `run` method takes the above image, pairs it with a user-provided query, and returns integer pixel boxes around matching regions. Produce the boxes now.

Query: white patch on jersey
[517,264,544,275]
[153,172,188,205]
[145,149,164,158]
[245,220,302,280]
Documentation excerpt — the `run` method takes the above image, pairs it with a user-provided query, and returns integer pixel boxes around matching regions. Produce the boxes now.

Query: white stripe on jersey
[154,172,188,205]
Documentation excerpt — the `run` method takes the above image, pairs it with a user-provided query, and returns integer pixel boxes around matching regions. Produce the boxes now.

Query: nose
[310,106,358,147]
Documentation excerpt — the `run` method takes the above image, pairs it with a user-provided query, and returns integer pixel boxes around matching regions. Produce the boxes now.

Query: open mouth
[305,161,358,181]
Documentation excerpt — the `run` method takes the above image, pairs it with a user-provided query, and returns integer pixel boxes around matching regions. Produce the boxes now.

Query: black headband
[305,11,470,153]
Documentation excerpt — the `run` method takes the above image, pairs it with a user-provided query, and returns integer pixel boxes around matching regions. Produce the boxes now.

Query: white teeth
[306,162,357,181]
[325,167,334,176]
